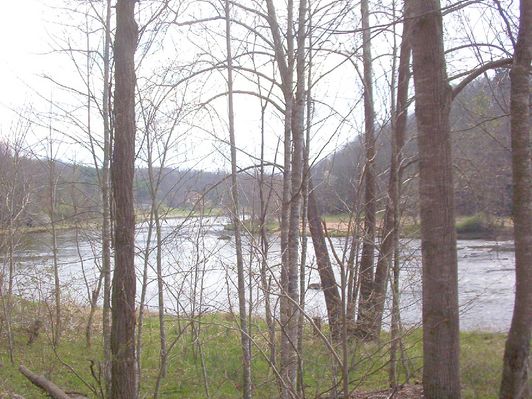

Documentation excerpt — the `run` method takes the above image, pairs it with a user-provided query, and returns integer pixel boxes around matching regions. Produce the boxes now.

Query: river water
[8,216,515,332]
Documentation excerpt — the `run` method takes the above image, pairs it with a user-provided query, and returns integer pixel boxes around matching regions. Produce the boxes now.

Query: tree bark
[263,0,297,395]
[307,182,341,338]
[499,1,532,397]
[368,18,411,339]
[225,0,253,396]
[356,0,377,339]
[407,0,461,397]
[47,139,61,348]
[101,1,113,394]
[19,365,86,399]
[110,1,138,398]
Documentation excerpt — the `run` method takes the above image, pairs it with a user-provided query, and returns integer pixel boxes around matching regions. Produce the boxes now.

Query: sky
[0,0,516,171]
[0,1,48,115]
[0,0,361,170]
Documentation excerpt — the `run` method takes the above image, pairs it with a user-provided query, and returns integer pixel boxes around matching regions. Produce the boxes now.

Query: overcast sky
[0,1,49,114]
[0,1,515,171]
[0,0,360,170]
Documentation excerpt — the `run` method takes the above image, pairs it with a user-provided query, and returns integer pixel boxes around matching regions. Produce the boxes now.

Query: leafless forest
[0,0,530,398]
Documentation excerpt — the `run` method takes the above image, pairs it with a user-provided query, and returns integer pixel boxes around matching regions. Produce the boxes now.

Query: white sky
[0,1,49,113]
[0,0,363,170]
[0,0,516,171]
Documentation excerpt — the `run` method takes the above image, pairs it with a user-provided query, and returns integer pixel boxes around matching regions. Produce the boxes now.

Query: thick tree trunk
[368,18,411,338]
[110,1,138,398]
[499,1,532,397]
[356,0,377,339]
[408,0,461,397]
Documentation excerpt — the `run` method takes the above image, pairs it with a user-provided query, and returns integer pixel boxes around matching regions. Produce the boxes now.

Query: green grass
[160,207,225,219]
[0,300,524,398]
[455,214,491,236]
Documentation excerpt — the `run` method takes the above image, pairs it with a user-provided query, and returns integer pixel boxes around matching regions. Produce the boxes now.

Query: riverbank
[0,207,225,238]
[224,213,514,240]
[0,299,516,398]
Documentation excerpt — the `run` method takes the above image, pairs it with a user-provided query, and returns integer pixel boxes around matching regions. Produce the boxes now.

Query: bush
[456,214,489,234]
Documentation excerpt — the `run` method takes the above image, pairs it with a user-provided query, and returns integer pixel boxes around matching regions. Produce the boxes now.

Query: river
[8,216,515,332]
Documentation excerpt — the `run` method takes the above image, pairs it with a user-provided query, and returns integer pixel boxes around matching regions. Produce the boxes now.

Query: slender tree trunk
[225,0,252,396]
[101,1,113,395]
[499,1,532,397]
[136,208,154,395]
[110,1,138,397]
[284,0,307,394]
[307,184,341,337]
[47,139,61,348]
[263,0,295,395]
[3,225,15,364]
[154,208,167,378]
[408,0,461,397]
[258,96,275,372]
[297,25,313,393]
[368,18,411,338]
[356,0,377,339]
[86,271,103,348]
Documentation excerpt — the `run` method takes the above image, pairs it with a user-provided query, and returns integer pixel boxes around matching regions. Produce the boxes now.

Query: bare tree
[407,0,461,397]
[368,14,411,340]
[224,0,252,397]
[262,0,306,394]
[0,124,32,364]
[45,122,62,348]
[355,0,377,340]
[110,0,138,397]
[499,0,532,397]
[101,2,114,394]
[307,184,341,337]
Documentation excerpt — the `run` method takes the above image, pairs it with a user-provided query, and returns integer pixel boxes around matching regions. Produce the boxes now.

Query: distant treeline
[0,72,512,229]
[312,71,512,217]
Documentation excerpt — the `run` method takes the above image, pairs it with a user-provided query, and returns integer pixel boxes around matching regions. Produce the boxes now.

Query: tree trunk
[110,1,138,397]
[368,17,411,339]
[307,182,341,337]
[154,208,167,378]
[136,208,154,394]
[47,140,61,348]
[263,0,296,395]
[356,0,377,339]
[225,0,252,396]
[499,1,532,397]
[102,1,113,394]
[19,365,83,399]
[408,0,461,397]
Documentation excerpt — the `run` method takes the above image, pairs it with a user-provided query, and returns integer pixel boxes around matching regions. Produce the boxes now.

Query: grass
[137,207,226,222]
[0,299,525,398]
[221,212,511,240]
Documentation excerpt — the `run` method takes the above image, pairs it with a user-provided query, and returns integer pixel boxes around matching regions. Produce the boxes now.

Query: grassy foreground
[0,302,519,399]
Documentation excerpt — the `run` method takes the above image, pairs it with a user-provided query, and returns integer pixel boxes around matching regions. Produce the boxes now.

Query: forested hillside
[313,71,512,218]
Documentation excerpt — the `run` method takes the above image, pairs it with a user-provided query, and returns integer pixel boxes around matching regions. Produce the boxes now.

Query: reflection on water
[9,217,515,332]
